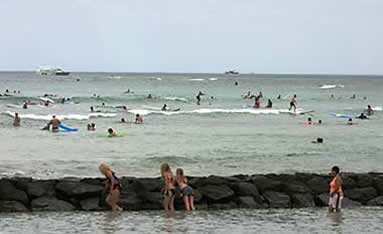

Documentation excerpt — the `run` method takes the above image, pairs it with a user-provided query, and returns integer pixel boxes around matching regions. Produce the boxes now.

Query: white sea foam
[3,111,116,120]
[189,78,205,81]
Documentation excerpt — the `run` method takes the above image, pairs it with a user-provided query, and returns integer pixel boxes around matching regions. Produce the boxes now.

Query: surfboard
[104,131,125,137]
[58,124,78,132]
[328,112,356,119]
[40,97,55,103]
[142,106,180,112]
[6,104,23,109]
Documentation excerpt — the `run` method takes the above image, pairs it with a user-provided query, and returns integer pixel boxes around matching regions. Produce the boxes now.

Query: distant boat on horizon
[224,70,239,75]
[37,67,70,76]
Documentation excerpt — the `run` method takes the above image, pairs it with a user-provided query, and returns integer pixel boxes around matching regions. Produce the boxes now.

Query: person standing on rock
[160,163,176,213]
[176,168,195,211]
[99,163,123,212]
[329,166,343,213]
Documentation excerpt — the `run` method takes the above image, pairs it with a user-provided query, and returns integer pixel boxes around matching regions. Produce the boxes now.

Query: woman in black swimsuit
[99,163,123,212]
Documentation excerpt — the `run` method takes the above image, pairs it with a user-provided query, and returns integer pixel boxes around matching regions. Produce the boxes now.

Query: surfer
[367,105,374,116]
[46,115,61,132]
[266,99,272,108]
[289,94,297,112]
[243,91,251,100]
[107,128,117,137]
[196,91,204,105]
[329,166,343,213]
[135,114,143,124]
[253,96,261,108]
[13,113,21,127]
[161,104,168,111]
[99,163,123,212]
[357,113,368,120]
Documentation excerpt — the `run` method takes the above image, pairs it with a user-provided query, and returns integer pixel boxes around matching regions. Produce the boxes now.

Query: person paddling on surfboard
[107,128,118,137]
[289,94,297,112]
[266,99,272,108]
[161,104,168,111]
[45,115,61,132]
[135,114,143,124]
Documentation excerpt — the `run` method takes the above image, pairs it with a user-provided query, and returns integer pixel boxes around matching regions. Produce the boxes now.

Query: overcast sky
[0,0,382,74]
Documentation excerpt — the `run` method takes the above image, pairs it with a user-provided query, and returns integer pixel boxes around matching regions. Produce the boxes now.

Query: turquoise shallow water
[0,72,382,178]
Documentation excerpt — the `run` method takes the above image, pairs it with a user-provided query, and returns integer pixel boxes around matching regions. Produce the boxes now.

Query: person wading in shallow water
[160,163,176,213]
[329,166,343,213]
[99,163,123,212]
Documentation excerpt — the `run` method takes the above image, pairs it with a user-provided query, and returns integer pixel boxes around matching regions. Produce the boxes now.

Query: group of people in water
[99,163,343,213]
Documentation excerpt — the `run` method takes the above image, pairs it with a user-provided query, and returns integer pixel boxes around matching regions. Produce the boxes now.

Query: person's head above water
[52,115,56,119]
[108,128,114,134]
[368,105,372,109]
[317,138,323,143]
[121,118,125,123]
[308,117,312,122]
[318,120,322,124]
[136,114,139,117]
[331,166,340,176]
[15,113,18,117]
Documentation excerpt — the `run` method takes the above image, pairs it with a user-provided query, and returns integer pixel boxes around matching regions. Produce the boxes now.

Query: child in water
[160,163,176,212]
[176,168,195,211]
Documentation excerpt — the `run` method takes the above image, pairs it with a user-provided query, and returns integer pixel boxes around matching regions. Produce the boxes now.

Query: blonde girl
[160,163,175,212]
[99,163,123,212]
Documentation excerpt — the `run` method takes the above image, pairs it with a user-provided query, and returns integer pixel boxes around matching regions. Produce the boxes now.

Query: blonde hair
[99,163,112,174]
[160,163,172,178]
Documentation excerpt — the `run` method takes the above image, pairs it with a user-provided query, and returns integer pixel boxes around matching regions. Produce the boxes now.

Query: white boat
[37,67,70,76]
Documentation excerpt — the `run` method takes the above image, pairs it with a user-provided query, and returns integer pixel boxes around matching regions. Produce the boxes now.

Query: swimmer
[329,166,343,213]
[367,105,374,116]
[312,138,323,143]
[235,81,238,86]
[91,123,96,131]
[147,94,153,99]
[196,91,204,105]
[176,168,195,211]
[253,96,261,108]
[277,94,281,100]
[351,94,356,99]
[330,94,335,99]
[289,94,297,112]
[121,118,126,123]
[357,113,368,120]
[90,107,95,112]
[318,120,323,125]
[135,114,143,124]
[307,117,313,125]
[348,118,354,125]
[266,99,272,108]
[13,113,21,127]
[107,128,117,137]
[161,104,168,111]
[102,103,106,108]
[243,91,251,100]
[160,163,176,213]
[46,115,61,132]
[22,101,28,109]
[87,124,92,131]
[99,163,123,212]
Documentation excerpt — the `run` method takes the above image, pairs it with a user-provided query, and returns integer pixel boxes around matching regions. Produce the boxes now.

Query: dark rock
[0,201,29,212]
[194,203,208,210]
[350,174,374,188]
[251,176,282,193]
[282,181,311,194]
[192,189,203,203]
[199,184,235,202]
[367,196,383,206]
[31,196,75,211]
[237,196,263,209]
[263,191,290,208]
[80,197,103,211]
[56,181,103,198]
[373,176,383,195]
[342,175,357,190]
[232,182,260,197]
[306,176,330,194]
[80,178,104,186]
[343,197,362,207]
[27,181,56,198]
[208,201,237,210]
[290,193,315,208]
[132,178,163,192]
[315,193,329,207]
[0,180,29,205]
[12,177,33,193]
[344,187,378,203]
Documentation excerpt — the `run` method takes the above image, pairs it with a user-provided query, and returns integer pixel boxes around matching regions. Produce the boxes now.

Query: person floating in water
[135,114,143,124]
[22,101,28,109]
[367,105,374,116]
[147,94,153,99]
[161,104,168,111]
[266,99,272,108]
[307,117,313,125]
[329,166,343,213]
[243,91,251,100]
[160,163,176,213]
[99,163,123,212]
[91,123,96,131]
[13,113,21,127]
[348,118,354,125]
[289,94,297,112]
[312,138,323,143]
[120,118,126,123]
[358,113,368,120]
[87,124,92,131]
[196,91,204,105]
[43,115,61,132]
[176,168,195,211]
[107,128,117,137]
[317,120,323,125]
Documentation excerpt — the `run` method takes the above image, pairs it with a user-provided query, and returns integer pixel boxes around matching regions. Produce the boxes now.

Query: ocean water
[0,72,382,179]
[1,208,383,234]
